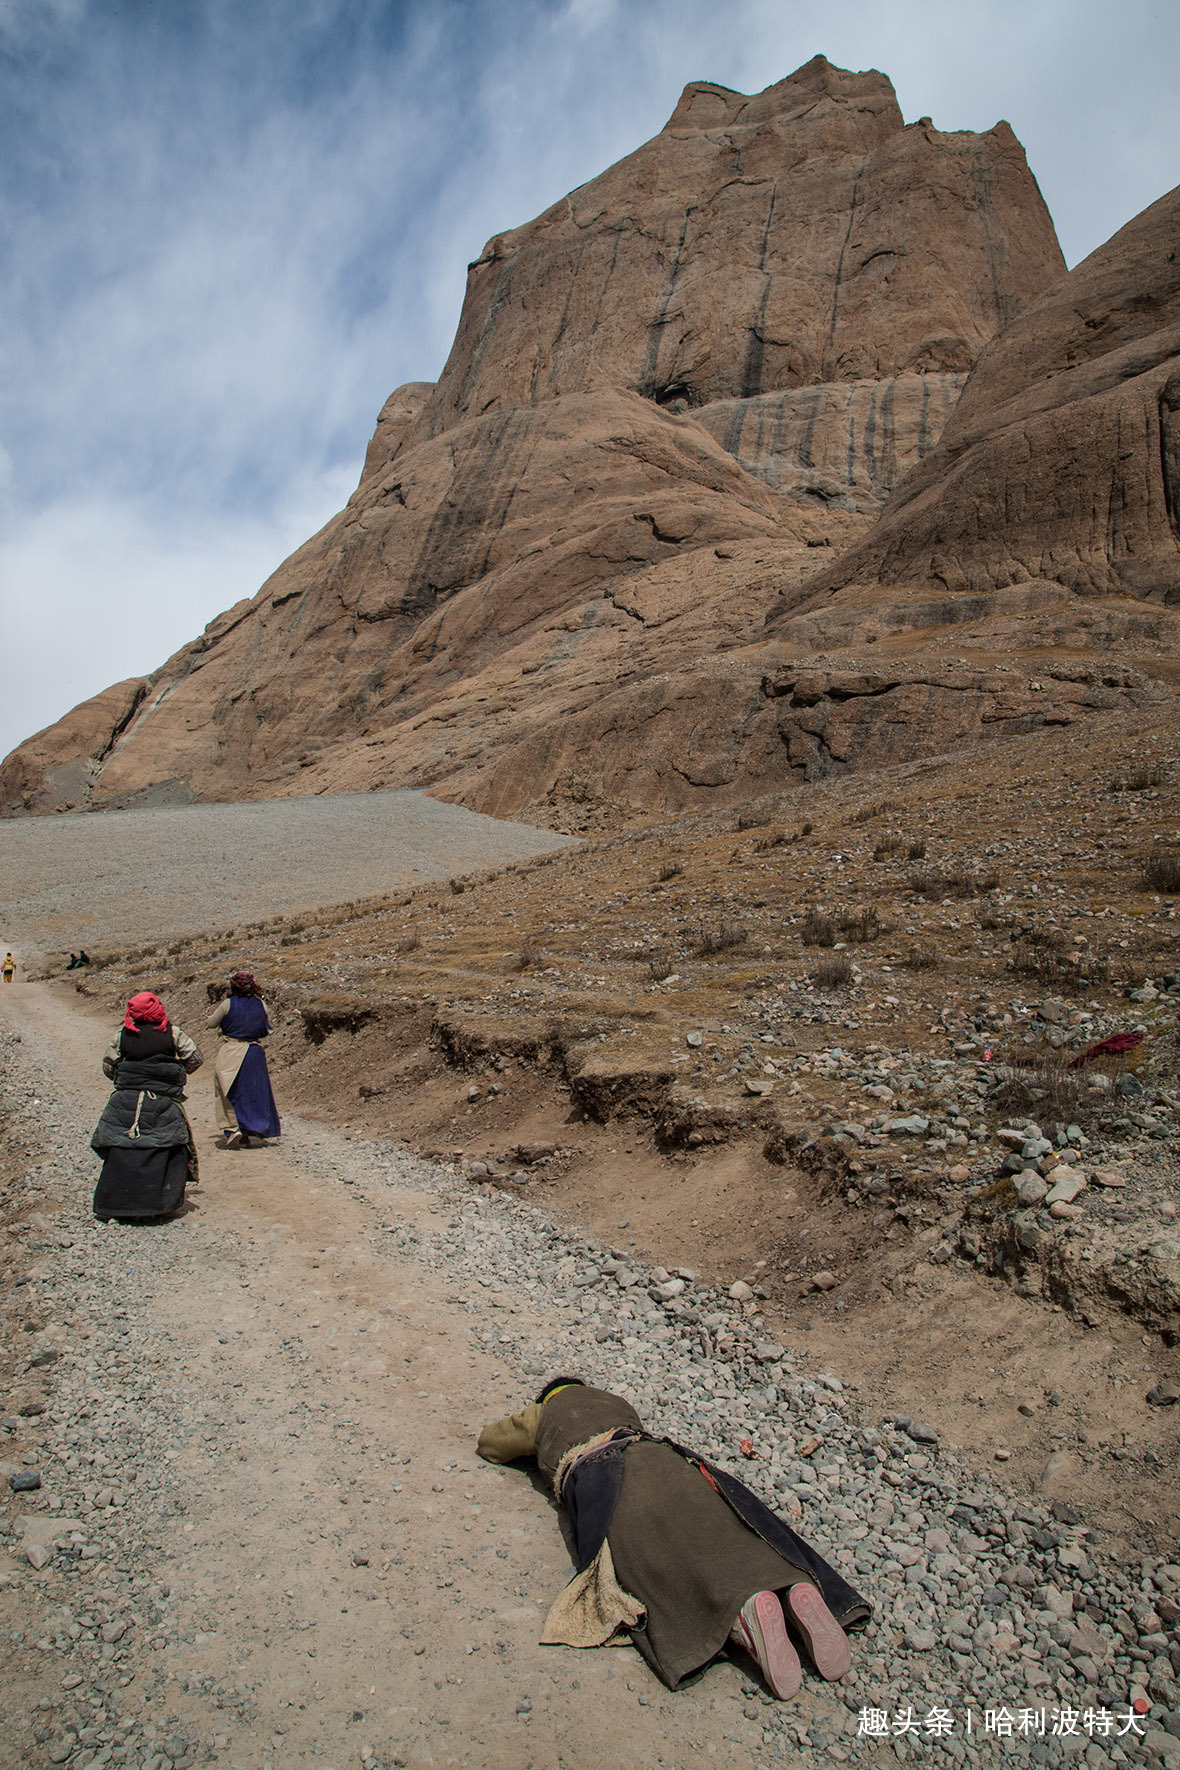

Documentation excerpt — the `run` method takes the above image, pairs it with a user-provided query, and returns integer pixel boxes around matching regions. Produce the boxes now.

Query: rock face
[2,58,1072,823]
[789,181,1180,605]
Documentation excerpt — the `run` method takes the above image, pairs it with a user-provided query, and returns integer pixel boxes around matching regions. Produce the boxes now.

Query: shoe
[785,1582,852,1681]
[225,1131,243,1150]
[729,1591,801,1700]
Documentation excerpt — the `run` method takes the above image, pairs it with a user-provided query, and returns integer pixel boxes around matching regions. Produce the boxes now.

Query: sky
[1,0,1177,764]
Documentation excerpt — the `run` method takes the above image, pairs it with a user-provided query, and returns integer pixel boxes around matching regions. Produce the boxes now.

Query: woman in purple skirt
[207,971,281,1148]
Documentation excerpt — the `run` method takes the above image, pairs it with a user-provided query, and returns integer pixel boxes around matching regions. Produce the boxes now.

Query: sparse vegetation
[1111,763,1163,792]
[848,799,901,825]
[908,866,1000,899]
[1143,848,1180,893]
[873,835,904,860]
[802,908,837,948]
[990,1055,1095,1127]
[907,838,927,861]
[694,922,748,956]
[902,946,939,970]
[512,941,542,972]
[814,953,853,988]
[395,926,421,955]
[657,860,684,882]
[838,906,885,942]
[646,952,675,982]
[753,828,789,853]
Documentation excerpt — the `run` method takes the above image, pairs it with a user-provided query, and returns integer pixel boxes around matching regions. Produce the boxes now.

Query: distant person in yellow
[2,953,14,983]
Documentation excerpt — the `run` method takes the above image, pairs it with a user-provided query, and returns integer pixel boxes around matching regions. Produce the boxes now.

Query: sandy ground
[0,791,574,967]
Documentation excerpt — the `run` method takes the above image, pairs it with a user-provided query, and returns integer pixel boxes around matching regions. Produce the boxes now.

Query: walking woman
[208,971,280,1148]
[92,991,202,1221]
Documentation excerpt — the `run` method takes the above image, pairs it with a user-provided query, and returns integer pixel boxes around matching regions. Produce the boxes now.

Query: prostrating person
[207,970,280,1148]
[91,991,203,1221]
[478,1378,869,1699]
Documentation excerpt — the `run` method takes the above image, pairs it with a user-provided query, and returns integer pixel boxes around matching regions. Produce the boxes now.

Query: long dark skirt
[228,1045,281,1138]
[93,1144,188,1221]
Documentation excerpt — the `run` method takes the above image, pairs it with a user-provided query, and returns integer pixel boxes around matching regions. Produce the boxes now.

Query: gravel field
[0,793,575,966]
[2,984,1179,1770]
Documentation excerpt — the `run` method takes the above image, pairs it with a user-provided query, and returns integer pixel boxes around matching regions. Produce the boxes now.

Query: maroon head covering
[229,971,259,997]
[124,991,168,1032]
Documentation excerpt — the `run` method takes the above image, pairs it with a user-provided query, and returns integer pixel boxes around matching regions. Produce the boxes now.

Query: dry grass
[657,860,684,883]
[802,908,837,948]
[907,839,927,861]
[847,799,901,825]
[902,946,939,971]
[989,1056,1096,1128]
[908,866,1001,900]
[395,926,421,955]
[838,906,886,943]
[873,835,904,860]
[1143,849,1180,893]
[694,923,749,957]
[814,953,853,988]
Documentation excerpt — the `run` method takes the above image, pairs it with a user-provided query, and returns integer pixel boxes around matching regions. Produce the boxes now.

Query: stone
[809,1270,838,1292]
[686,1032,703,1049]
[1090,1168,1127,1189]
[1015,1174,1049,1207]
[1146,1382,1180,1407]
[8,1470,40,1491]
[905,1421,938,1444]
[888,1115,930,1136]
[728,1280,755,1302]
[25,1542,52,1570]
[1045,1174,1086,1205]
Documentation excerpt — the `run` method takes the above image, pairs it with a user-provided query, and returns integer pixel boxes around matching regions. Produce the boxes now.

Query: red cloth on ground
[124,992,168,1032]
[1067,1030,1143,1068]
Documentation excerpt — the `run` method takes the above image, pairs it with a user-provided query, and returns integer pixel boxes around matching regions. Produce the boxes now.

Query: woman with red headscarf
[91,992,203,1221]
[206,971,280,1148]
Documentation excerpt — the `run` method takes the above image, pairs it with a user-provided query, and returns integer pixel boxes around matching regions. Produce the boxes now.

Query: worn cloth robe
[92,1025,199,1220]
[478,1382,870,1689]
[207,996,280,1138]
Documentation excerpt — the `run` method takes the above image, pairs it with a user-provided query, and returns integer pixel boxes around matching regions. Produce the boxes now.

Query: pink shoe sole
[786,1582,852,1680]
[730,1590,802,1700]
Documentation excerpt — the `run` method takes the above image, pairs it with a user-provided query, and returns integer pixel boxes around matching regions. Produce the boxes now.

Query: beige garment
[540,1538,645,1648]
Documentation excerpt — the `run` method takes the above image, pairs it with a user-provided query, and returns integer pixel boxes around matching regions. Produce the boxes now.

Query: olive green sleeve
[477,1401,544,1463]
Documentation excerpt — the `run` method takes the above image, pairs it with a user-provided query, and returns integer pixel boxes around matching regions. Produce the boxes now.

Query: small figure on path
[66,953,78,970]
[207,970,280,1148]
[2,952,14,983]
[478,1377,868,1698]
[91,991,203,1221]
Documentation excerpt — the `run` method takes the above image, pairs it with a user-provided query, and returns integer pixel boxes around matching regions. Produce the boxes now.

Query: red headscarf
[123,991,168,1032]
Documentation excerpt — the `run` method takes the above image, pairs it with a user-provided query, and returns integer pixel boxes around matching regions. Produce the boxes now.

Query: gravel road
[0,792,575,966]
[2,982,1178,1770]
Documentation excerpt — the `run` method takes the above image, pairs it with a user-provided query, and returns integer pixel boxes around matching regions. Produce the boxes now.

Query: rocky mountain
[9,53,1149,828]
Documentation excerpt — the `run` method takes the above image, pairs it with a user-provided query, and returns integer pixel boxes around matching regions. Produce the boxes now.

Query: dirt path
[3,983,1178,1770]
[0,984,807,1770]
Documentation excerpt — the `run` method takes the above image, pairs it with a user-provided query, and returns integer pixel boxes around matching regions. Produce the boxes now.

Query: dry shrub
[989,1057,1094,1128]
[657,860,684,883]
[908,866,1000,900]
[802,908,837,948]
[647,952,676,982]
[395,926,421,955]
[1111,764,1163,793]
[512,941,542,972]
[907,839,927,861]
[737,810,770,831]
[754,829,790,853]
[847,799,900,825]
[695,923,748,957]
[873,835,904,860]
[814,953,853,988]
[902,946,939,971]
[838,906,885,943]
[1143,849,1180,893]
[976,902,1011,931]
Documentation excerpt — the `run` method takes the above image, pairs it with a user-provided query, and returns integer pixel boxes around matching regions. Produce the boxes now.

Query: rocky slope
[787,180,1180,606]
[2,57,1069,825]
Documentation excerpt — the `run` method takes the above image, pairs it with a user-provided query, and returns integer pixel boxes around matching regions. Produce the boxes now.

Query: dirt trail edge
[2,984,1178,1770]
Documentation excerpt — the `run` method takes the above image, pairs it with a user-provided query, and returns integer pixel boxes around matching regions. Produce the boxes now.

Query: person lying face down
[477,1377,870,1699]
